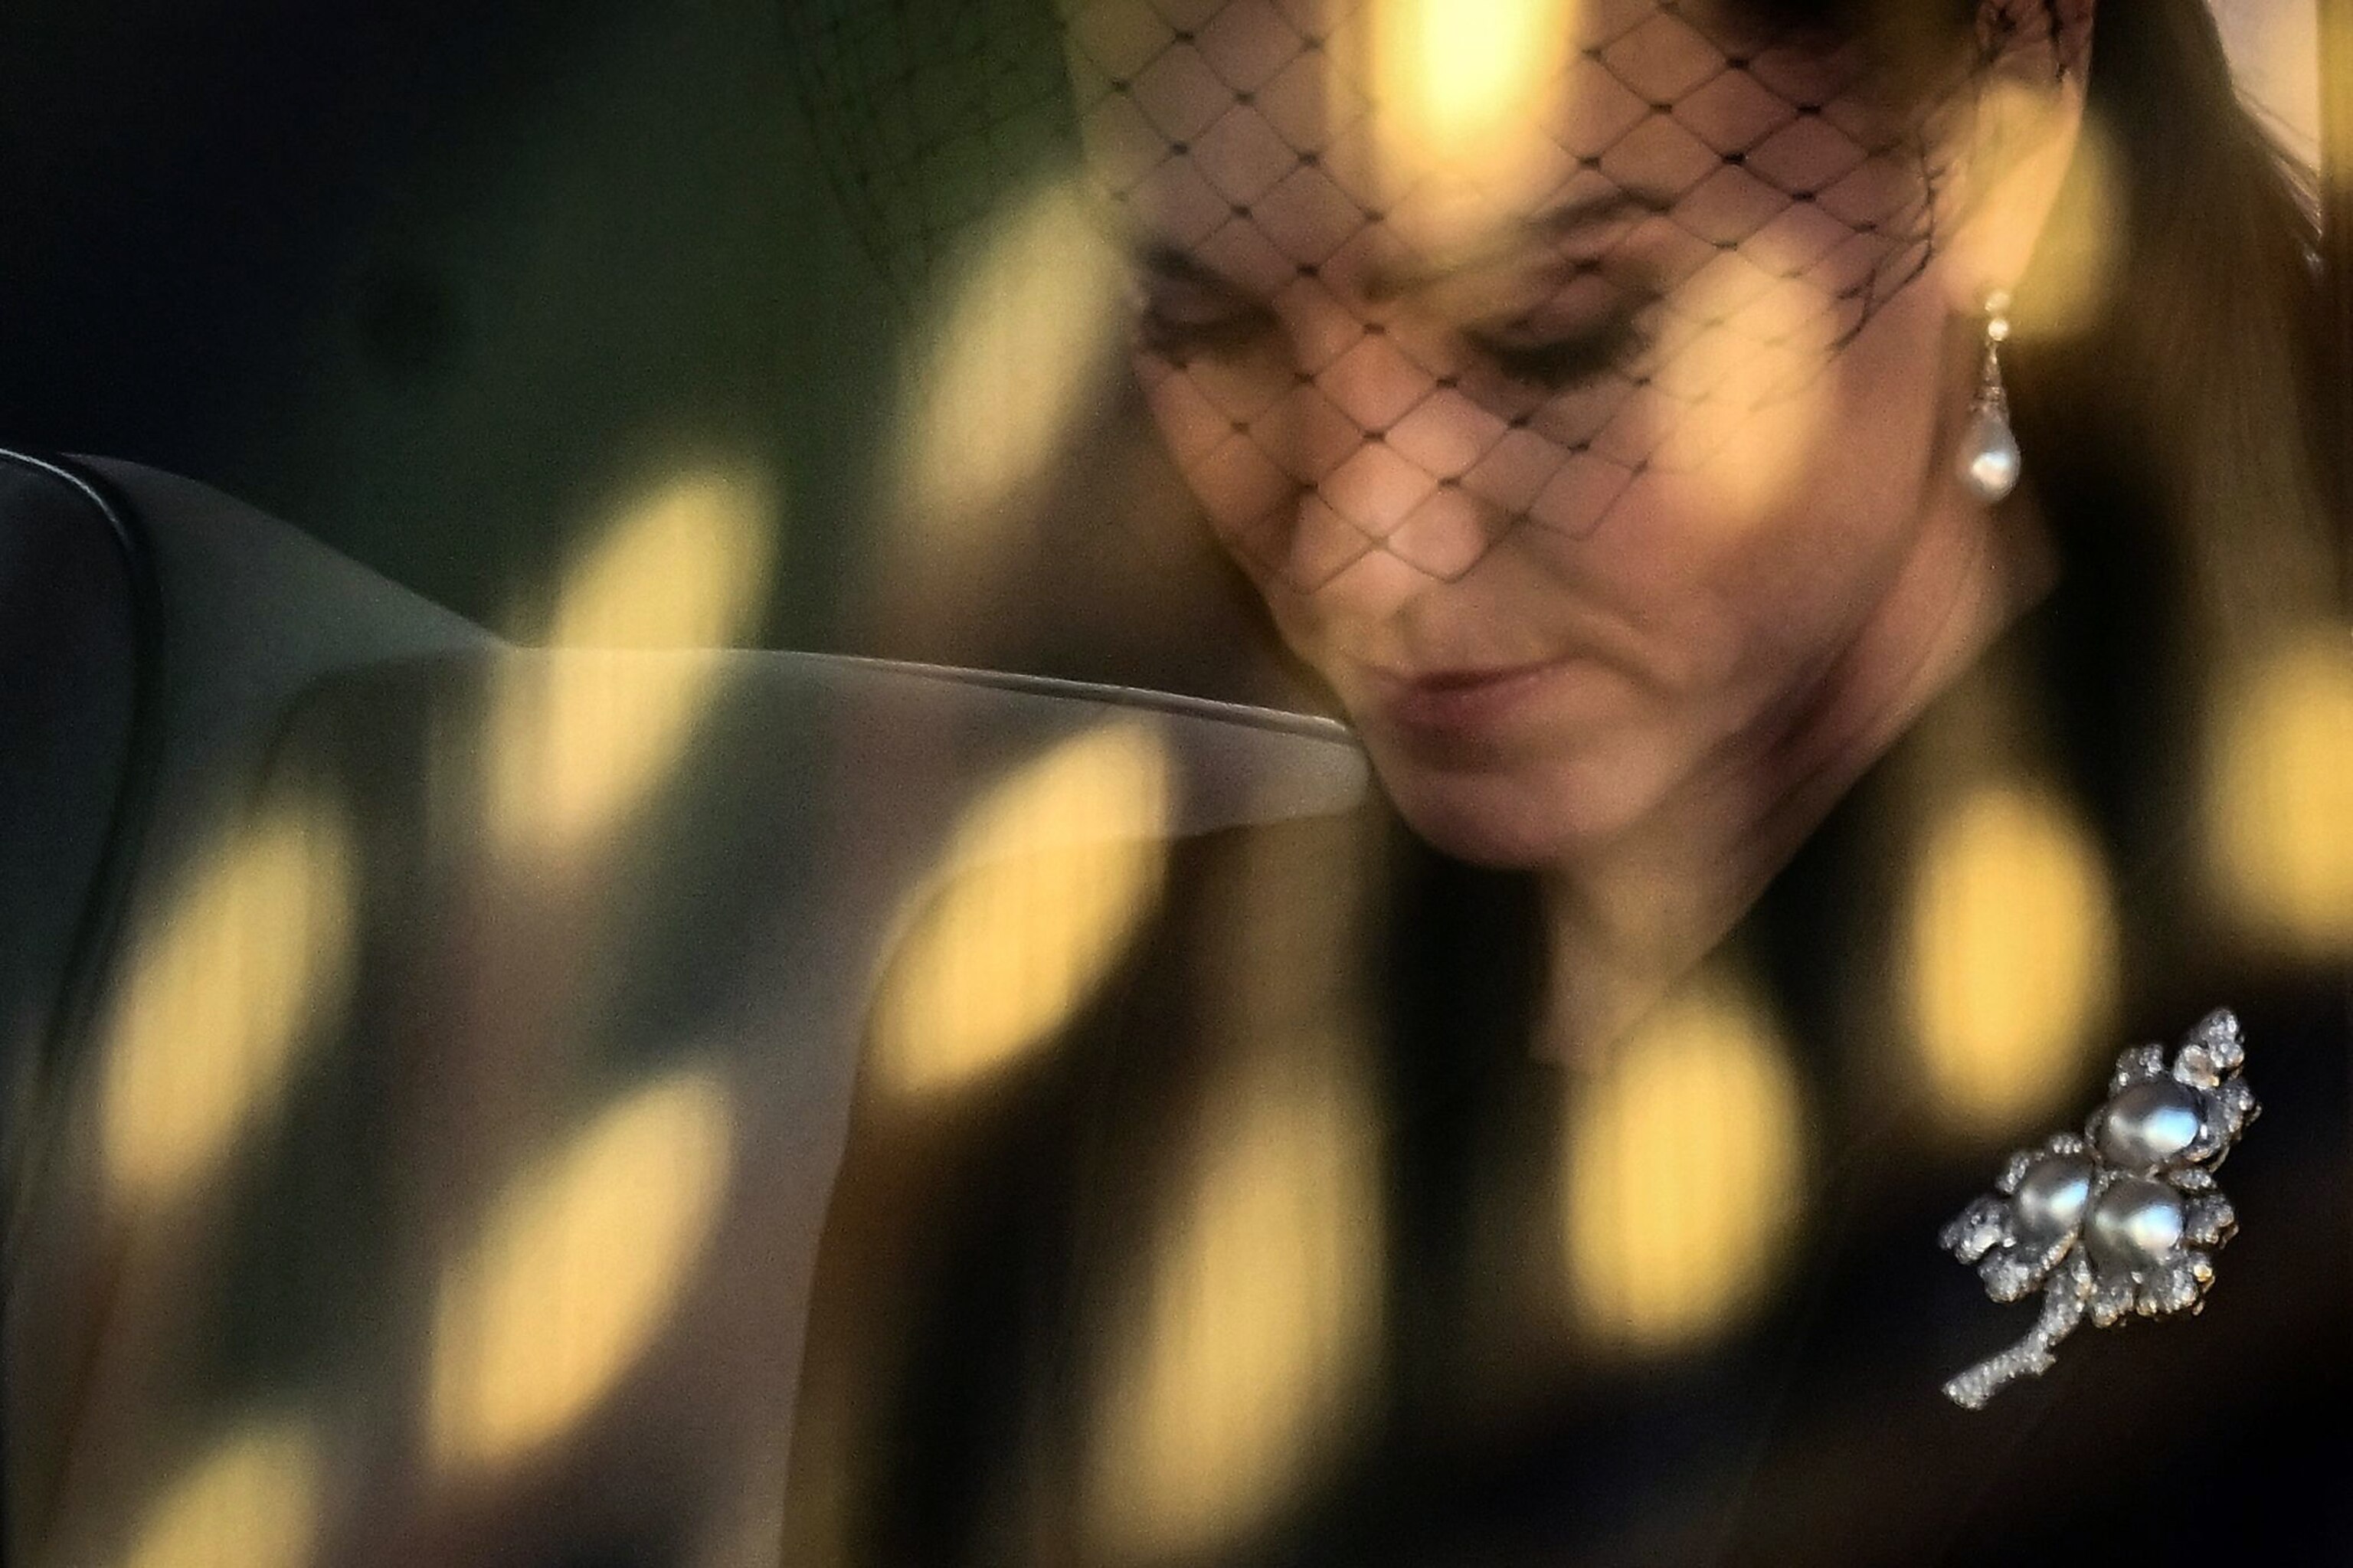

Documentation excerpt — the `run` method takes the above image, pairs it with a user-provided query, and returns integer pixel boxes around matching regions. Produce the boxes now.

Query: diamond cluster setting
[1939,1009,2257,1409]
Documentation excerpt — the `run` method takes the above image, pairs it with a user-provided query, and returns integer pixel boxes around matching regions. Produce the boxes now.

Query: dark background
[0,0,902,647]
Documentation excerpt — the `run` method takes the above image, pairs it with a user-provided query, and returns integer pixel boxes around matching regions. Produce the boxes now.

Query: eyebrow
[1373,188,1677,296]
[1127,186,1677,300]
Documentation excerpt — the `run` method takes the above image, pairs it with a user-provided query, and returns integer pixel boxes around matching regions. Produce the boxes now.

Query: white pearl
[2096,1080,2205,1170]
[1959,405,2021,502]
[2086,1177,2186,1274]
[2011,1156,2094,1245]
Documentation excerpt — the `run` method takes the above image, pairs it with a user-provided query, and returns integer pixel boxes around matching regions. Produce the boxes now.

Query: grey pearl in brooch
[2011,1155,2095,1244]
[2096,1080,2206,1170]
[2085,1176,2188,1273]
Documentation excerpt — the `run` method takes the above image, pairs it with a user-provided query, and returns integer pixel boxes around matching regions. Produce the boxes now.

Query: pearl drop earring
[1959,289,2022,504]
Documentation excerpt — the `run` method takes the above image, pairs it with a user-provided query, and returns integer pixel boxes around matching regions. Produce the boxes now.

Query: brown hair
[2028,0,2340,636]
[1818,0,2342,639]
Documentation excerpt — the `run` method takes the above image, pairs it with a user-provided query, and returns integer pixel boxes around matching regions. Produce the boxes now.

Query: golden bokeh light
[894,176,1125,535]
[1369,0,1582,218]
[113,1418,320,1568]
[2206,630,2353,954]
[1562,979,1804,1350]
[489,462,779,859]
[100,792,355,1205]
[1904,782,2119,1135]
[868,720,1173,1097]
[1084,1029,1382,1564]
[2211,0,2323,172]
[430,1069,733,1471]
[1649,260,1833,525]
[2012,99,2122,340]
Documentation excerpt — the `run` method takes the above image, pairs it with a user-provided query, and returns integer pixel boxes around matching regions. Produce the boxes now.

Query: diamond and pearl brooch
[1939,1009,2257,1409]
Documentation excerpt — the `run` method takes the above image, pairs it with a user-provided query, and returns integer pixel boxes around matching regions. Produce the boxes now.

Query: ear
[1932,0,2098,315]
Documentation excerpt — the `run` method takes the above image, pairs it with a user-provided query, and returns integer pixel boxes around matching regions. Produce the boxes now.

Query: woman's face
[1071,0,1992,866]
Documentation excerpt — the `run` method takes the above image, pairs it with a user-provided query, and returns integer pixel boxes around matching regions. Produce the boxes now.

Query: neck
[1534,484,2058,1070]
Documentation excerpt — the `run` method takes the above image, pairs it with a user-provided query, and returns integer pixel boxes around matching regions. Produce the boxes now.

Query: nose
[1274,314,1503,600]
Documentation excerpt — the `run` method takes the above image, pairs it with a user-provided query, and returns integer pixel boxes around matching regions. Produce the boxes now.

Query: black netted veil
[783,0,2083,589]
[781,0,1075,304]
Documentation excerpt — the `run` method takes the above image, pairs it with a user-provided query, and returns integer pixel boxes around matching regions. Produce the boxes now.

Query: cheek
[1526,280,1953,693]
[1138,357,1288,558]
[1136,356,1250,480]
[1720,284,1954,658]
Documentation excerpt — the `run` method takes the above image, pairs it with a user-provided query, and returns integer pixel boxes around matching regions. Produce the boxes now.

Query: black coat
[790,565,2353,1566]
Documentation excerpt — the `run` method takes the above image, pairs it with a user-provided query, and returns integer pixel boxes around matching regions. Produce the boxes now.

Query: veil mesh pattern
[785,0,2083,588]
[780,0,1073,302]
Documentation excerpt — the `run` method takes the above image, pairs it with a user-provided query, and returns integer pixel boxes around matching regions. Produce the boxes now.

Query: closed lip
[1358,654,1581,731]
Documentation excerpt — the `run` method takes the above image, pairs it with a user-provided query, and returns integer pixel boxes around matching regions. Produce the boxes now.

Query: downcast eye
[1134,292,1278,365]
[1464,312,1642,390]
[1443,258,1654,392]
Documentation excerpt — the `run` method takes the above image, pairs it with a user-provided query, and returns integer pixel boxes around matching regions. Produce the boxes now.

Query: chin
[1373,747,1669,869]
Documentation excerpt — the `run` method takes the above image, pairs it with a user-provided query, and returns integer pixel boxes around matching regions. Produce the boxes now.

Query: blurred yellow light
[544,463,779,651]
[1651,267,1831,522]
[489,462,779,859]
[1371,0,1579,210]
[1563,980,1804,1350]
[2207,630,2353,953]
[100,794,355,1205]
[1905,783,2118,1134]
[2211,0,2323,172]
[115,1418,319,1568]
[895,177,1124,535]
[869,720,1173,1097]
[430,1069,733,1471]
[1085,1030,1381,1563]
[2012,95,2121,340]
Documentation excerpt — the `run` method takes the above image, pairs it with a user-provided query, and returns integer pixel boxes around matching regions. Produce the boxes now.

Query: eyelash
[1464,311,1642,390]
[1134,292,1642,389]
[1134,303,1272,365]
